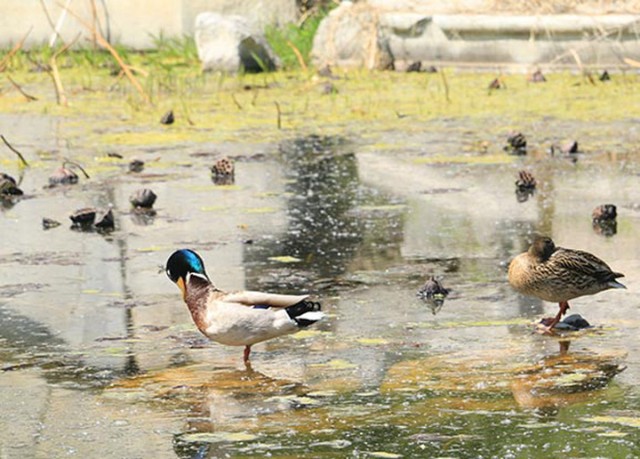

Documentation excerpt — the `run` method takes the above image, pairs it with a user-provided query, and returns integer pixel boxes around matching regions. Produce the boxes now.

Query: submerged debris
[488,77,505,90]
[47,161,90,187]
[504,132,527,156]
[130,188,157,210]
[70,207,114,232]
[515,170,536,202]
[550,140,579,157]
[406,61,422,72]
[417,276,449,315]
[528,69,546,83]
[0,172,23,198]
[592,204,617,237]
[211,157,235,185]
[42,218,61,230]
[160,110,175,125]
[129,159,145,173]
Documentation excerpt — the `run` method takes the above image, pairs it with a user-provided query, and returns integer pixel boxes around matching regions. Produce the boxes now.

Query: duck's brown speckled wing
[551,248,623,282]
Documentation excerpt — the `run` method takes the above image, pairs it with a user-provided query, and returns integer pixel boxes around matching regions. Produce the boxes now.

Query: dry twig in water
[274,101,282,129]
[1,135,30,167]
[57,1,152,104]
[49,34,80,105]
[6,75,38,101]
[286,40,308,72]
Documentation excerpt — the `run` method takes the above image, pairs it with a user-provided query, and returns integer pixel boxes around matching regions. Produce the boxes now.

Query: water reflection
[243,135,405,291]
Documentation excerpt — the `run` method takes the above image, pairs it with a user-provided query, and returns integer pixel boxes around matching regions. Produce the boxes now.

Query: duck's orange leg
[538,301,570,335]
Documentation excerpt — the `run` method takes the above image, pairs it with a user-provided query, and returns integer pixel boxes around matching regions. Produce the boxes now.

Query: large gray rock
[195,12,280,73]
[312,1,640,70]
[311,2,394,70]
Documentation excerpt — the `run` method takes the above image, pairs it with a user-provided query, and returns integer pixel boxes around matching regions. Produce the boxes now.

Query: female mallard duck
[165,249,324,365]
[508,236,625,333]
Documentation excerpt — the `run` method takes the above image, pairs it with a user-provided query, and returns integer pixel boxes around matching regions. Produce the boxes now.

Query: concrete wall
[0,0,298,49]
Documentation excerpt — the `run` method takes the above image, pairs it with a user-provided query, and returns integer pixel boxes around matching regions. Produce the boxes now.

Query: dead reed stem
[1,135,30,167]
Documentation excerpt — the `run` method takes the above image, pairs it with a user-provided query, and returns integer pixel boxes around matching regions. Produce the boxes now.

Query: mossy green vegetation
[1,50,637,155]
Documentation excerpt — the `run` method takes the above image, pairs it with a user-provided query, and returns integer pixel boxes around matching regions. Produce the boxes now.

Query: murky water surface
[2,78,640,458]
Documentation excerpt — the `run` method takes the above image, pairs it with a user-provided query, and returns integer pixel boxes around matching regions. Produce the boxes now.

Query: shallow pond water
[2,70,640,458]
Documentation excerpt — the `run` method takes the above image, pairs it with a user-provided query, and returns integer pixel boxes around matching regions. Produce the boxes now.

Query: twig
[57,1,152,104]
[49,0,73,47]
[0,27,33,72]
[6,75,38,101]
[231,94,243,110]
[63,159,90,178]
[49,33,80,106]
[439,68,451,103]
[39,0,66,48]
[568,48,595,86]
[274,101,282,129]
[286,40,308,72]
[1,135,29,167]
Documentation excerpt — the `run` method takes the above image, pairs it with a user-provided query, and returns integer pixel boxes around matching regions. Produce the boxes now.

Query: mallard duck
[165,249,324,365]
[508,236,625,333]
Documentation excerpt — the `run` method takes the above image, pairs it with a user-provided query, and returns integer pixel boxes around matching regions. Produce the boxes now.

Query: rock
[94,209,115,231]
[528,69,547,82]
[130,188,157,209]
[42,218,61,230]
[311,2,394,70]
[69,208,97,227]
[592,204,617,222]
[417,276,449,315]
[160,110,175,125]
[48,166,79,186]
[69,207,115,232]
[0,172,23,197]
[195,12,279,73]
[129,159,145,173]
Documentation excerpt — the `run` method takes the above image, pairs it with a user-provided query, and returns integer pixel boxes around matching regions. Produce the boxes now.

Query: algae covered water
[1,69,640,458]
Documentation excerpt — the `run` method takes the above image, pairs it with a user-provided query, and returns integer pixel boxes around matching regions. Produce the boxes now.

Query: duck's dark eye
[166,267,178,282]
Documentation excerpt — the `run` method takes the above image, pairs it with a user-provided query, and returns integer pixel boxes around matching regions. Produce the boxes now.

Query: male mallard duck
[165,249,324,365]
[508,236,625,333]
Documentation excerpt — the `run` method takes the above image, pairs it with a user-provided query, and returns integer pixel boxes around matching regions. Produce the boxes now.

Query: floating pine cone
[504,132,527,156]
[130,188,157,209]
[129,159,145,173]
[515,170,536,203]
[160,110,175,125]
[211,157,235,185]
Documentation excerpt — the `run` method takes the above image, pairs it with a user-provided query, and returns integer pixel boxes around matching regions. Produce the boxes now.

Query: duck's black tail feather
[286,300,324,327]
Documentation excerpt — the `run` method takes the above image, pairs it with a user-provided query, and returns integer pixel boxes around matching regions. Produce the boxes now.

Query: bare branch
[1,135,29,167]
[0,27,33,72]
[56,1,152,104]
[6,75,38,101]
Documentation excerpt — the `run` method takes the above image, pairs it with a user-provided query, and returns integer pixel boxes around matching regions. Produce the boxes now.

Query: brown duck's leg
[243,345,252,365]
